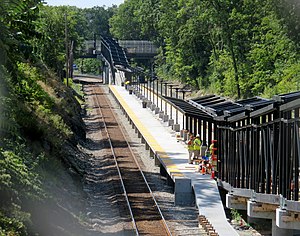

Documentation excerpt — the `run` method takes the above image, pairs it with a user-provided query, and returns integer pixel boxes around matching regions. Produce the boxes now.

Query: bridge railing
[218,115,300,201]
[118,40,158,54]
[100,38,115,82]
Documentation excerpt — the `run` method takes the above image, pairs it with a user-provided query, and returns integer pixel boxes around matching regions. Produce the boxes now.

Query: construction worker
[124,80,130,89]
[209,142,214,156]
[187,135,194,164]
[193,134,201,160]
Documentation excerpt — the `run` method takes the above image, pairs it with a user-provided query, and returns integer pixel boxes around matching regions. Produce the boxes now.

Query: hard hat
[196,134,200,138]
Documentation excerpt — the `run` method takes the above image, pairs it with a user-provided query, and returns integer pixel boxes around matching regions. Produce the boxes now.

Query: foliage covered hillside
[0,62,86,235]
[110,0,300,98]
[0,1,115,234]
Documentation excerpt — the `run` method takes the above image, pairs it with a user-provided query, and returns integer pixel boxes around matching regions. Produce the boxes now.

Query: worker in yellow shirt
[193,134,201,160]
[209,142,214,156]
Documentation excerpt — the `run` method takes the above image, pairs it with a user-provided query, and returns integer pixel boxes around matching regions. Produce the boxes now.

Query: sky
[44,0,124,8]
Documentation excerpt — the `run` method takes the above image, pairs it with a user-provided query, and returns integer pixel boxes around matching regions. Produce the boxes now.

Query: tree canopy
[110,0,300,98]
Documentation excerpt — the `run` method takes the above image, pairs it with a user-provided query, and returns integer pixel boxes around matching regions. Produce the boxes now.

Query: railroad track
[91,84,172,236]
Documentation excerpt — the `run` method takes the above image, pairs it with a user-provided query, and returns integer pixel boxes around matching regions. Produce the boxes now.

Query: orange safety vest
[187,140,194,151]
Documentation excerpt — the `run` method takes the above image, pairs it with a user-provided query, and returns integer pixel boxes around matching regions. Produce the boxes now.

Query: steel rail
[91,86,139,236]
[92,84,172,236]
[104,86,173,236]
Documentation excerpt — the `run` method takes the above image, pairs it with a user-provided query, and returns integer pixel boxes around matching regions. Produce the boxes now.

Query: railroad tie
[198,215,219,236]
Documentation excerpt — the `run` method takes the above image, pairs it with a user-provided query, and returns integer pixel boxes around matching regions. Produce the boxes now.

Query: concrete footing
[158,111,164,119]
[147,101,152,108]
[226,194,247,210]
[276,208,300,231]
[174,178,193,206]
[154,107,160,114]
[150,104,156,111]
[168,119,174,126]
[163,114,169,122]
[247,200,296,236]
[274,217,293,236]
[247,200,276,219]
[173,124,180,132]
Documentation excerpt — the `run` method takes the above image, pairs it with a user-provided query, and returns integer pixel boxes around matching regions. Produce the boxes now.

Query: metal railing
[218,117,300,201]
[118,40,158,54]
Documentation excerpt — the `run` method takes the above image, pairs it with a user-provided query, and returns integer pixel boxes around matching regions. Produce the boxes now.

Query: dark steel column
[203,121,207,145]
[175,88,179,124]
[198,120,202,141]
[168,85,174,119]
[208,121,212,145]
[193,118,197,136]
[156,78,159,106]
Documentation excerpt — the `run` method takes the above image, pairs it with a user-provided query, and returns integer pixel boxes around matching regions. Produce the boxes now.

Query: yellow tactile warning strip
[109,85,183,174]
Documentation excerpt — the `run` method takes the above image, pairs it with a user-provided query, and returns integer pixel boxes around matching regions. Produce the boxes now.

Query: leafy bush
[15,62,55,108]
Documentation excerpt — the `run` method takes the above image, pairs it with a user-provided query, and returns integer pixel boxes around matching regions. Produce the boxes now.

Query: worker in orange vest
[187,135,194,164]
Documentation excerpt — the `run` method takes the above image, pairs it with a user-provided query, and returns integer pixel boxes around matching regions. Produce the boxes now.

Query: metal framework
[163,96,215,145]
[118,40,158,59]
[91,35,300,202]
[217,92,300,201]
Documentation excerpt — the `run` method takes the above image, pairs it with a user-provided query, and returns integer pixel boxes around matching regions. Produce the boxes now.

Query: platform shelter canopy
[163,96,214,121]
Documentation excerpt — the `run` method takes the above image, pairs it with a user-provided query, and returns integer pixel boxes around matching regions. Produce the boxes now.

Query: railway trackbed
[91,84,172,236]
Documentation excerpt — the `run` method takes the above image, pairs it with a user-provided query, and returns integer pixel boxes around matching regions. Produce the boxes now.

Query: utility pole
[65,13,69,86]
[69,40,74,79]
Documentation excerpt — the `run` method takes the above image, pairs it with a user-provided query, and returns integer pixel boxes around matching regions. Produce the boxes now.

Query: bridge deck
[109,84,238,236]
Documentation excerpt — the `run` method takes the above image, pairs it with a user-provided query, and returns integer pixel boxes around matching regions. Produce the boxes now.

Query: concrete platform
[109,84,238,236]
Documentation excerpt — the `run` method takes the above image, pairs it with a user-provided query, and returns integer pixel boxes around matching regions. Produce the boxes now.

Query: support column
[163,114,169,122]
[203,121,207,145]
[154,107,160,114]
[193,118,197,136]
[276,208,300,231]
[174,178,193,206]
[168,119,174,126]
[247,200,294,236]
[208,121,212,145]
[150,103,156,111]
[198,120,202,140]
[173,124,180,132]
[226,194,247,210]
[159,111,164,119]
[273,218,293,236]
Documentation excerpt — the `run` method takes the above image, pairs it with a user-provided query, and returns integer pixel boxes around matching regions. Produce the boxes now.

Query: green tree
[109,0,300,98]
[32,5,87,77]
[82,6,117,38]
[109,0,144,39]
